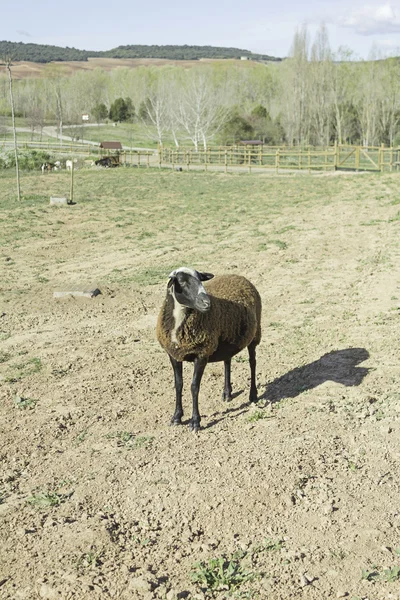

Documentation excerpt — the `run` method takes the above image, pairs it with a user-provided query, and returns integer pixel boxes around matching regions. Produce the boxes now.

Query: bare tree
[175,69,230,150]
[280,25,311,146]
[309,23,333,145]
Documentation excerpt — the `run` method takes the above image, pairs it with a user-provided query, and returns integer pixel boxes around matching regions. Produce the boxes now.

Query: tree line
[0,40,280,63]
[1,26,400,148]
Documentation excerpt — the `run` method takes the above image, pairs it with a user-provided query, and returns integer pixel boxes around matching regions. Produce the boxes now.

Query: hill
[0,40,281,63]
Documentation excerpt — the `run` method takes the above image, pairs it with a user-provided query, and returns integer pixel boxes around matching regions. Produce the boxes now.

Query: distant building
[240,56,249,61]
[82,114,89,121]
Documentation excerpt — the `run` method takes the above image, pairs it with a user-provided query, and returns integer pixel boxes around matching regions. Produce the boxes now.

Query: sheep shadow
[203,400,249,429]
[261,347,370,403]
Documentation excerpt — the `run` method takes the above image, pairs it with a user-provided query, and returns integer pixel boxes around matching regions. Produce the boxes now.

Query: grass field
[1,167,400,599]
[62,122,174,149]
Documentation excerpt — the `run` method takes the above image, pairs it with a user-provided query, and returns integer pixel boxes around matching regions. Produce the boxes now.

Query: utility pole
[3,56,21,201]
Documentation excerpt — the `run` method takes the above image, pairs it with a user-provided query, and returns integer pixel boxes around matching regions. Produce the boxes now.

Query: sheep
[41,162,55,173]
[66,158,78,171]
[156,267,262,432]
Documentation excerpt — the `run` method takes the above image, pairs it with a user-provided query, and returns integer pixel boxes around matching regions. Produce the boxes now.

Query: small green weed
[347,460,359,473]
[191,554,255,591]
[75,430,89,444]
[74,549,104,571]
[381,565,400,582]
[361,567,380,582]
[132,535,152,546]
[247,411,272,423]
[13,395,37,410]
[234,355,247,363]
[329,548,347,560]
[361,564,400,583]
[27,490,63,509]
[252,538,284,553]
[27,482,73,509]
[133,436,154,448]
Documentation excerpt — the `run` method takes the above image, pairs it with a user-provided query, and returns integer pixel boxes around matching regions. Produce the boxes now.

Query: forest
[0,40,280,63]
[1,25,400,149]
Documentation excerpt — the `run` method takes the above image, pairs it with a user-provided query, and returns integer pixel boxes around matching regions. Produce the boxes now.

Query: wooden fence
[159,143,400,173]
[0,140,156,167]
[3,139,400,173]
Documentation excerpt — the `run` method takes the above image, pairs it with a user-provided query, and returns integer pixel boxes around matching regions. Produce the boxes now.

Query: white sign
[82,114,89,121]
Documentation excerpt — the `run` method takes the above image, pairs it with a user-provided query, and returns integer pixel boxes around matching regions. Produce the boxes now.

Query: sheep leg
[190,357,207,433]
[248,341,258,402]
[170,356,183,425]
[222,359,232,401]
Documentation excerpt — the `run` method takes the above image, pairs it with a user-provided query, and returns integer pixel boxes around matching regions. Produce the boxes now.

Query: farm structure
[99,141,123,153]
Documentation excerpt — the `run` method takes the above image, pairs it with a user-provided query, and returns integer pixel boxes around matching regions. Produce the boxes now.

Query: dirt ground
[7,57,242,80]
[1,168,400,600]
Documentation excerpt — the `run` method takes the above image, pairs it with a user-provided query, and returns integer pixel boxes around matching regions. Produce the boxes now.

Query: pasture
[1,167,400,599]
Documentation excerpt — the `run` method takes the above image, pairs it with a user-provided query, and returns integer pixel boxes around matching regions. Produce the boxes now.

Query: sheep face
[168,267,214,313]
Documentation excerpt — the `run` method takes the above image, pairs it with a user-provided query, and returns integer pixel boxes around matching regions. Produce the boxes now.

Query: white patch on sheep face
[169,266,197,278]
[171,299,186,344]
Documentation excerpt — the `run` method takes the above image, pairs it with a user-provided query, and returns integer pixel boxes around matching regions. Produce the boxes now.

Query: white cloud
[338,2,400,35]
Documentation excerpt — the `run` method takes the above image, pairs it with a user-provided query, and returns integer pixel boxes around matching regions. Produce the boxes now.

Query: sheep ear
[198,271,214,281]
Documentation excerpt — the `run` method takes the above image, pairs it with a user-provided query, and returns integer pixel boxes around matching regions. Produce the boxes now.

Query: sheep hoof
[189,421,200,433]
[222,392,232,402]
[170,417,182,426]
[249,391,258,403]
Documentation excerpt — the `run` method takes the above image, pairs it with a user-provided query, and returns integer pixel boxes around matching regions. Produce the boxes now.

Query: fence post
[390,146,393,172]
[308,149,311,173]
[355,146,360,171]
[334,141,338,170]
[275,149,280,173]
[225,150,228,173]
[70,160,74,204]
[380,143,385,173]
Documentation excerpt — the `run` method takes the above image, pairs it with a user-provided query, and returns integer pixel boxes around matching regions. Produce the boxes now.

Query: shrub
[0,149,51,170]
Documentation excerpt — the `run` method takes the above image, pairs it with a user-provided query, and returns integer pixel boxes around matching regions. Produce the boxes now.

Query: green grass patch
[5,357,42,383]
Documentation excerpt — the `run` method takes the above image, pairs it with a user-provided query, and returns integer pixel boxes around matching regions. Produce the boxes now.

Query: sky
[2,0,400,59]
